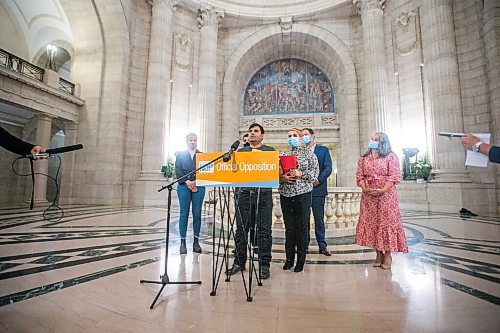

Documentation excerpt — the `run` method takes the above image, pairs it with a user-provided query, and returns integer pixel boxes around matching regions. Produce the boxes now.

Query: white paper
[465,133,491,167]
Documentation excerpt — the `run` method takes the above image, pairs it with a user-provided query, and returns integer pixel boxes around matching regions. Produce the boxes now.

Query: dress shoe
[319,248,331,256]
[260,265,270,279]
[193,238,202,253]
[282,260,294,270]
[293,262,304,272]
[180,239,187,255]
[226,263,245,275]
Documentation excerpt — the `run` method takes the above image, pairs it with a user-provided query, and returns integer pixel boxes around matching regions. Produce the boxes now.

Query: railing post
[335,193,344,227]
[353,193,361,225]
[273,193,283,228]
[344,193,352,227]
[325,195,334,228]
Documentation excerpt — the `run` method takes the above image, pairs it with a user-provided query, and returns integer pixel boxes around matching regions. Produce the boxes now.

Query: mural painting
[243,58,334,115]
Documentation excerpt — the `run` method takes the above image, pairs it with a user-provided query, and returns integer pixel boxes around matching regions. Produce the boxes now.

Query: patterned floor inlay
[0,206,499,332]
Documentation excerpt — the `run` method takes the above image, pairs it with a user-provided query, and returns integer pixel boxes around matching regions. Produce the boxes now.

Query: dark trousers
[280,192,312,264]
[311,196,327,249]
[234,189,273,267]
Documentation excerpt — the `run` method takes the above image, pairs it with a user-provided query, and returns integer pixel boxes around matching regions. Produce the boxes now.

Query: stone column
[59,122,78,204]
[354,0,388,133]
[34,115,53,203]
[421,0,469,182]
[140,0,176,180]
[197,7,223,152]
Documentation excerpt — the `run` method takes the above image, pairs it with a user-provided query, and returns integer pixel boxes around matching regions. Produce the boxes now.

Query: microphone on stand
[223,140,240,162]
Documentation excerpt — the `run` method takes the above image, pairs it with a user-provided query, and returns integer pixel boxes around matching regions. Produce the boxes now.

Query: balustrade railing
[0,48,76,95]
[59,78,75,95]
[0,48,44,82]
[272,188,361,230]
[207,187,362,234]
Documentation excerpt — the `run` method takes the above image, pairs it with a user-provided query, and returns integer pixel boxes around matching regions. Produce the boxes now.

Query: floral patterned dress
[355,153,408,253]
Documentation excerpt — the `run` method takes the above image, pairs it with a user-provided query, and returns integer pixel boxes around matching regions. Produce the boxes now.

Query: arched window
[243,58,334,115]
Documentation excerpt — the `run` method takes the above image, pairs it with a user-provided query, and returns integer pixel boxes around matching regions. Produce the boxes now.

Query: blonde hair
[185,133,197,141]
[290,128,303,137]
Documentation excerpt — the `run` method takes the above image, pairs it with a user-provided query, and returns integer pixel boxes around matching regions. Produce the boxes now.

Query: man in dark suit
[302,128,332,256]
[0,125,44,155]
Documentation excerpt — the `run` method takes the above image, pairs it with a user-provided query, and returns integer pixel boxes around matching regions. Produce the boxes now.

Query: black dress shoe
[180,239,187,255]
[294,262,304,272]
[260,265,270,279]
[319,248,331,256]
[282,260,294,270]
[226,263,245,275]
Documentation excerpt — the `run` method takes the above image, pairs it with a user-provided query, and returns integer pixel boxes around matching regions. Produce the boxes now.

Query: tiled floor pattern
[0,206,499,332]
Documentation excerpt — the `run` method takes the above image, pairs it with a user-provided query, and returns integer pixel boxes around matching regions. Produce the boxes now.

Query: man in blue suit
[302,128,332,256]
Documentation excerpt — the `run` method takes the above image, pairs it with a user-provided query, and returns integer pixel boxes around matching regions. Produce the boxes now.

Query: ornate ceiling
[1,0,73,61]
[187,0,348,18]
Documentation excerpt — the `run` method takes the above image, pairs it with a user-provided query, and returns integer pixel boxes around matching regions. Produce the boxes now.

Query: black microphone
[437,132,465,138]
[230,140,240,151]
[45,144,84,155]
[28,144,84,159]
[223,140,240,162]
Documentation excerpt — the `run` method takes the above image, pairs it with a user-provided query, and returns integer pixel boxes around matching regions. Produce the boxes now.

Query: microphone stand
[140,147,237,309]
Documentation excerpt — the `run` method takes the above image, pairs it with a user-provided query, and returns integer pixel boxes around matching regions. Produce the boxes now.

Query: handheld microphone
[223,140,240,162]
[438,132,465,138]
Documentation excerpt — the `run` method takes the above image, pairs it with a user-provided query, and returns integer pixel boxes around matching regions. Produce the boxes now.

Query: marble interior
[0,205,499,332]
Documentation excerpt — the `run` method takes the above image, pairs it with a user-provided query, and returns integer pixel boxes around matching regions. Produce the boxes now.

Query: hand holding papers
[464,133,490,167]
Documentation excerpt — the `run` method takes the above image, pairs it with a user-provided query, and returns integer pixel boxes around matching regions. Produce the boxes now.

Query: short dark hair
[243,133,249,138]
[249,123,265,134]
[302,128,314,135]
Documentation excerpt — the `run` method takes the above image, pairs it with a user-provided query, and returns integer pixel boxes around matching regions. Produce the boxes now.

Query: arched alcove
[32,42,73,74]
[221,23,360,186]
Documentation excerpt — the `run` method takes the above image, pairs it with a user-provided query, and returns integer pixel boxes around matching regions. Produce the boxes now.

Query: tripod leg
[150,283,167,309]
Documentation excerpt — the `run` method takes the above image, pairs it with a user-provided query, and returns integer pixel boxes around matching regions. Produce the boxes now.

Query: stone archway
[221,23,360,186]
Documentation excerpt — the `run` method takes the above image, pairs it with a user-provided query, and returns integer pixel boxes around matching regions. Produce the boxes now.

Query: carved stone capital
[197,7,224,29]
[353,0,385,14]
[280,16,293,32]
[149,0,177,11]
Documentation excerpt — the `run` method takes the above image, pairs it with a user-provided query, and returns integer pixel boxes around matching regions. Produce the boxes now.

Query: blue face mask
[368,140,379,150]
[302,135,311,145]
[288,137,299,148]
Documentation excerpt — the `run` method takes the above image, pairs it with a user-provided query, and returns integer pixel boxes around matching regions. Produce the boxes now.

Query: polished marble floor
[0,205,499,332]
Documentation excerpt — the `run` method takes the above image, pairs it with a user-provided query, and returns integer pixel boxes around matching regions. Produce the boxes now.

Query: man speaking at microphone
[227,123,275,279]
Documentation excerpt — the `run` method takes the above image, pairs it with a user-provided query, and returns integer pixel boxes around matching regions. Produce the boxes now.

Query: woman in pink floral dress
[355,132,408,269]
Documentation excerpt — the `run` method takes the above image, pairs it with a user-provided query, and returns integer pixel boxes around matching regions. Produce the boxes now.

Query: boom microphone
[45,144,84,155]
[438,132,465,138]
